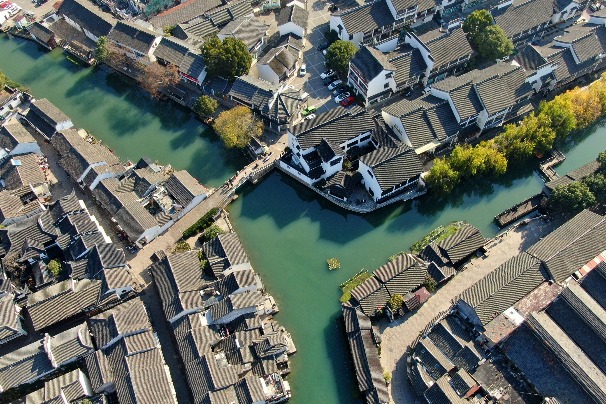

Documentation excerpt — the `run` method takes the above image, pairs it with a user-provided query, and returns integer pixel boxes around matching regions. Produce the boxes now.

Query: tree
[203,224,225,242]
[194,95,219,117]
[425,158,460,194]
[583,173,606,203]
[538,96,577,140]
[569,87,602,129]
[213,106,263,148]
[462,10,494,42]
[140,62,180,98]
[476,25,514,60]
[200,36,252,79]
[387,294,404,311]
[48,259,63,278]
[95,36,110,63]
[522,113,556,155]
[598,150,606,171]
[549,181,597,214]
[325,40,358,76]
[422,275,437,293]
[494,123,534,160]
[173,241,191,252]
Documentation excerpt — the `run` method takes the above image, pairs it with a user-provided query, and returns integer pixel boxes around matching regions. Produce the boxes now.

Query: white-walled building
[0,121,41,156]
[56,0,115,43]
[257,40,302,84]
[108,21,161,63]
[22,98,73,139]
[153,37,207,85]
[277,5,309,40]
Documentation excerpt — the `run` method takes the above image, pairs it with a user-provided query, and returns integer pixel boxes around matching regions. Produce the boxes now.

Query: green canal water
[1,35,606,403]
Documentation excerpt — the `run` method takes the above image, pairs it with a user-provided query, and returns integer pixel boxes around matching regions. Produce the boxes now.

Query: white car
[320,69,335,79]
[334,92,351,103]
[299,64,307,76]
[305,113,316,120]
[327,80,342,91]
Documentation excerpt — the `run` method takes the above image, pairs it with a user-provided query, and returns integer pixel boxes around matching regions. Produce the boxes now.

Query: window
[349,34,354,40]
[385,72,393,79]
[360,134,371,142]
[330,158,340,166]
[384,83,390,89]
[367,169,374,178]
[368,188,374,196]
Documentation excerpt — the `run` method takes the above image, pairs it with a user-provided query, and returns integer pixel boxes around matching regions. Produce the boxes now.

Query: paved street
[378,217,559,403]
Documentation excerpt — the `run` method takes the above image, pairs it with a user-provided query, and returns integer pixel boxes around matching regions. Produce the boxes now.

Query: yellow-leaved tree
[213,106,263,148]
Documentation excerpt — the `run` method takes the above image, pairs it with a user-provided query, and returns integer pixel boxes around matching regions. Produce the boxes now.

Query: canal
[1,35,605,403]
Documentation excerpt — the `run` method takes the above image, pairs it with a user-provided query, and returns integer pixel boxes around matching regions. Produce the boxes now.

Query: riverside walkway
[378,217,558,403]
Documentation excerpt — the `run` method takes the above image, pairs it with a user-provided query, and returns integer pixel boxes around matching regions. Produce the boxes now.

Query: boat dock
[495,194,544,227]
[539,149,566,180]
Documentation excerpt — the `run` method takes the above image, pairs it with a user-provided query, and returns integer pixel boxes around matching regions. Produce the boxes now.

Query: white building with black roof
[358,145,423,203]
[217,16,269,59]
[277,4,309,40]
[44,322,93,367]
[108,21,161,63]
[256,42,302,84]
[288,107,375,182]
[0,121,41,157]
[153,36,208,85]
[201,232,252,278]
[0,339,54,393]
[150,0,223,31]
[382,94,460,154]
[22,98,73,139]
[56,0,116,43]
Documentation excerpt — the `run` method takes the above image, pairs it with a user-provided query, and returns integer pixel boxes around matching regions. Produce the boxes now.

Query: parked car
[341,95,356,107]
[323,75,336,85]
[320,69,335,79]
[333,85,347,96]
[327,80,342,91]
[317,42,329,52]
[299,64,307,76]
[301,105,317,116]
[305,113,316,120]
[334,92,351,103]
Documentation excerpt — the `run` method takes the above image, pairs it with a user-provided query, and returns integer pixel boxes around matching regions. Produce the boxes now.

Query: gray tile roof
[57,0,115,38]
[165,170,207,207]
[235,376,265,404]
[0,294,22,343]
[47,322,93,366]
[474,65,534,116]
[202,232,250,276]
[219,16,268,51]
[228,74,278,111]
[342,301,372,334]
[580,262,606,310]
[88,297,150,349]
[350,275,390,316]
[334,0,395,35]
[373,253,428,296]
[414,338,454,379]
[514,44,548,70]
[360,145,423,192]
[492,0,555,39]
[424,374,466,403]
[154,36,191,65]
[258,45,300,79]
[0,121,37,151]
[26,369,90,403]
[390,0,435,14]
[108,21,159,54]
[526,311,606,402]
[209,291,262,322]
[458,252,545,324]
[30,98,71,126]
[350,46,395,84]
[177,18,219,43]
[0,340,53,391]
[436,223,485,266]
[293,107,375,150]
[419,27,473,73]
[388,45,427,88]
[26,278,103,330]
[125,348,177,403]
[0,153,45,190]
[277,5,309,29]
[563,25,606,63]
[150,0,223,29]
[28,22,55,44]
[545,159,601,191]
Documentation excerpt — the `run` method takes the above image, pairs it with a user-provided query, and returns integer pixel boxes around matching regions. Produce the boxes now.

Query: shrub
[203,224,225,242]
[173,241,191,252]
[339,270,372,303]
[423,275,437,293]
[387,294,403,311]
[327,257,340,270]
[383,370,392,384]
[48,259,63,278]
[183,207,220,238]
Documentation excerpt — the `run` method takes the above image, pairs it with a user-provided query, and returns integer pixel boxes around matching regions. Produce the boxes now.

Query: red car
[341,95,355,107]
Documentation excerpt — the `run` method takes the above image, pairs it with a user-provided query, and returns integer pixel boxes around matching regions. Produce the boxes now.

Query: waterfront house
[0,340,54,392]
[428,63,534,130]
[209,290,264,324]
[164,170,208,217]
[277,5,309,42]
[56,0,115,43]
[257,40,302,84]
[0,153,46,190]
[108,21,161,64]
[341,302,389,404]
[288,107,376,182]
[22,98,74,139]
[0,121,41,156]
[202,232,252,277]
[381,95,460,155]
[217,16,269,59]
[348,45,426,107]
[544,159,601,194]
[153,36,208,85]
[350,254,429,316]
[28,23,57,50]
[150,0,223,30]
[358,145,424,203]
[25,369,94,402]
[0,89,23,121]
[228,74,305,132]
[518,24,606,91]
[0,293,26,345]
[51,128,124,190]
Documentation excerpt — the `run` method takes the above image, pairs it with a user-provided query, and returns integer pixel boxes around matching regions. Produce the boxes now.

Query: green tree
[203,224,225,242]
[523,113,556,155]
[425,158,460,194]
[387,294,404,311]
[95,36,110,63]
[48,259,63,278]
[583,173,606,203]
[325,40,358,76]
[598,150,606,171]
[194,95,219,117]
[213,106,263,148]
[173,241,191,252]
[201,36,252,79]
[422,275,437,293]
[538,96,577,140]
[462,10,494,43]
[549,181,597,214]
[476,25,514,60]
[494,123,534,160]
